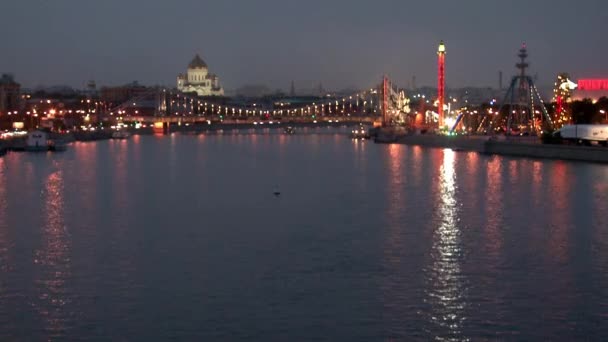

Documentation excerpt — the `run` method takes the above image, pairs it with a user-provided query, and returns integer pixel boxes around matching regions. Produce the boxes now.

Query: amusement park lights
[437,40,446,128]
[553,73,576,128]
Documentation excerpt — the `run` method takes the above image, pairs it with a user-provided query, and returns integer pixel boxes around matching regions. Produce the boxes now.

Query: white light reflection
[428,149,468,340]
[34,169,71,339]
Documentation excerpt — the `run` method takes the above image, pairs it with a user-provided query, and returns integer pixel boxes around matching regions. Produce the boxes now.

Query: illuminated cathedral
[177,54,224,96]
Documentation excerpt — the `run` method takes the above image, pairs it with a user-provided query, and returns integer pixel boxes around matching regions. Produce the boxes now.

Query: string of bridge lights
[108,83,390,118]
[160,87,381,117]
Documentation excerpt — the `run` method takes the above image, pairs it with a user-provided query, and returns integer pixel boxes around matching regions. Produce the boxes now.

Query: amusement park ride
[437,41,446,128]
[482,43,554,135]
[553,73,577,127]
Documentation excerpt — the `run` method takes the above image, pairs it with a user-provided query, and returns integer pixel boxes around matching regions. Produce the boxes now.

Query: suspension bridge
[104,76,414,131]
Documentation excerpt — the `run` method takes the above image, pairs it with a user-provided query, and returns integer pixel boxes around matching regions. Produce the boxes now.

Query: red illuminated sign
[578,79,608,91]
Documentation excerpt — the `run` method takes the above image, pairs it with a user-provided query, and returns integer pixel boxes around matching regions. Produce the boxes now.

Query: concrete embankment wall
[484,141,608,163]
[385,133,608,163]
[393,135,488,152]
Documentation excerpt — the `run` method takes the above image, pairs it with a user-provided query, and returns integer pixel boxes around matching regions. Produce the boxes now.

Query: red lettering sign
[578,79,608,91]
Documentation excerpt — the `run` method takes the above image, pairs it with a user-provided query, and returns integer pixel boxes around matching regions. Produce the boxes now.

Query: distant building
[100,81,149,104]
[84,80,98,98]
[0,74,21,115]
[177,54,224,96]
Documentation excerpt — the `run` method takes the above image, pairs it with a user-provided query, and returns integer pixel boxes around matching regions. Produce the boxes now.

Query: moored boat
[25,130,49,152]
[111,130,131,139]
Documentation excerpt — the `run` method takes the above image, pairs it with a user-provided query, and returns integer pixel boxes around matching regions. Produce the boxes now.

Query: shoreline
[4,127,608,164]
[377,134,608,164]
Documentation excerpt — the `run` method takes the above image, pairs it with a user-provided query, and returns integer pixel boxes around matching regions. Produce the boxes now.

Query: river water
[1,128,607,341]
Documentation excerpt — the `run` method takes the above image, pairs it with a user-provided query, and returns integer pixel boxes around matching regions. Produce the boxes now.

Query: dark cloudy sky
[1,0,607,90]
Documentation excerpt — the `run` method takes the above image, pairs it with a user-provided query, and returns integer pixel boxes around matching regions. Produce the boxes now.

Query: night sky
[2,0,607,91]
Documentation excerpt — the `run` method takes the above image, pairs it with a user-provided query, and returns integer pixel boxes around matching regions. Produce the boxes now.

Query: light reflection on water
[411,145,423,184]
[383,143,406,263]
[381,143,410,339]
[0,133,607,340]
[484,157,504,260]
[548,162,573,263]
[34,166,71,339]
[531,161,543,207]
[0,159,8,275]
[426,149,468,341]
[107,140,138,334]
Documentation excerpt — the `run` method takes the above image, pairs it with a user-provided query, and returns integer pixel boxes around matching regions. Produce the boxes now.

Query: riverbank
[378,133,608,163]
[385,134,488,152]
[484,140,608,163]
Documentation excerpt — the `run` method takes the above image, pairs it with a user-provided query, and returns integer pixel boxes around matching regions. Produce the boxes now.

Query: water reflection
[1,136,608,340]
[0,158,9,275]
[112,139,129,210]
[463,153,479,194]
[351,139,366,153]
[352,140,367,192]
[530,161,543,207]
[384,144,406,257]
[109,139,137,326]
[591,169,608,307]
[427,149,467,340]
[547,162,572,262]
[411,146,423,184]
[381,144,409,338]
[33,168,71,338]
[484,157,504,259]
[508,159,519,181]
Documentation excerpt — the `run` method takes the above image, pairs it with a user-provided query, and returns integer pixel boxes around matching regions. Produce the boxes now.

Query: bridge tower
[437,41,446,128]
[158,89,168,116]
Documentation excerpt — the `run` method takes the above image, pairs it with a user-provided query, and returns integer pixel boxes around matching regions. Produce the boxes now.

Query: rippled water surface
[1,130,608,340]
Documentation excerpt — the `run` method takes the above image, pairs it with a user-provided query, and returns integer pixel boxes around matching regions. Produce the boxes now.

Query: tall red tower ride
[382,75,388,126]
[437,41,446,128]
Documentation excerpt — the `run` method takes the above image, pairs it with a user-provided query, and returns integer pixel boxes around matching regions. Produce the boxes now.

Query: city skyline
[2,0,607,90]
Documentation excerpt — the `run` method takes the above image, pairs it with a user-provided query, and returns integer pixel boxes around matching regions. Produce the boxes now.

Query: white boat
[25,130,49,152]
[111,130,131,139]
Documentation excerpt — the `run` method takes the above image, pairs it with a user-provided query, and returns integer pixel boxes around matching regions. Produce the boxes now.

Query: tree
[571,99,598,124]
[596,97,608,123]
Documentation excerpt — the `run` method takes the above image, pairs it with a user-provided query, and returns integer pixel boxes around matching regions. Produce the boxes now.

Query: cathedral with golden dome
[177,54,224,96]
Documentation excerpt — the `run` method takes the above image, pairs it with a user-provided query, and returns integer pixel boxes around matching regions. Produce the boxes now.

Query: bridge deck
[122,115,379,124]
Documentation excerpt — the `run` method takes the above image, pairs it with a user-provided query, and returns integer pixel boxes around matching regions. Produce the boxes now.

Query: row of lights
[163,88,380,117]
